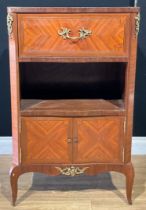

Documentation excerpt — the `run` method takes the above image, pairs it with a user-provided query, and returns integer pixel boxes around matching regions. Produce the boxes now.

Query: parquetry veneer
[7,7,140,206]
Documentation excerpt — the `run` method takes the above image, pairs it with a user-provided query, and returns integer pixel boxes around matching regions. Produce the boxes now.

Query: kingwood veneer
[7,7,140,206]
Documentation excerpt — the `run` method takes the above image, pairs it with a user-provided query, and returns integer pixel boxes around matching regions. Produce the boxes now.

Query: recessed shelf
[21,99,125,117]
[20,62,126,100]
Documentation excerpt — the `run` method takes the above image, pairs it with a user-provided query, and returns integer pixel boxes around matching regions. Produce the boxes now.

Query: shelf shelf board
[21,99,125,117]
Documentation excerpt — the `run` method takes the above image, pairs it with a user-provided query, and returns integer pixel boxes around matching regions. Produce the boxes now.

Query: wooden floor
[0,155,145,209]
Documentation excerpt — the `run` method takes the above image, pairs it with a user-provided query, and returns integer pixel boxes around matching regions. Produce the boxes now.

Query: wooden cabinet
[7,7,139,206]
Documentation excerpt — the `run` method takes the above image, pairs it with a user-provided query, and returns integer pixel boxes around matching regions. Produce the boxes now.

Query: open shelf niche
[19,62,126,117]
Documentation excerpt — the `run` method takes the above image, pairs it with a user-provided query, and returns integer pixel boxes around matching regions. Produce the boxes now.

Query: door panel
[21,117,72,164]
[73,117,124,164]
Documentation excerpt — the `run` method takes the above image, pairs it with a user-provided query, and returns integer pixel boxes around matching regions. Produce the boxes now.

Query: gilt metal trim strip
[134,0,138,7]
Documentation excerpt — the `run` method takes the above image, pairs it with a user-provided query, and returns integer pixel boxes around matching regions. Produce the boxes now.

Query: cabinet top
[7,7,140,13]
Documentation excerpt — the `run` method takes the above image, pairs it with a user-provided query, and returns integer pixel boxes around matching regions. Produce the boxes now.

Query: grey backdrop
[0,0,146,136]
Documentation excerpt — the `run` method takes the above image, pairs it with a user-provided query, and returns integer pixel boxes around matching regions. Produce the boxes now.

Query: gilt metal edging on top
[55,166,89,176]
[135,13,140,36]
[134,0,138,7]
[7,13,13,36]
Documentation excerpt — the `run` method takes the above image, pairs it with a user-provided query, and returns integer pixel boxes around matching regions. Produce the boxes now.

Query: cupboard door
[21,117,72,164]
[73,117,124,164]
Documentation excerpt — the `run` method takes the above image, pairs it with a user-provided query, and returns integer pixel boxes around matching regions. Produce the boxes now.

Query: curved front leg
[9,164,60,205]
[124,163,135,205]
[85,162,135,205]
[9,165,21,206]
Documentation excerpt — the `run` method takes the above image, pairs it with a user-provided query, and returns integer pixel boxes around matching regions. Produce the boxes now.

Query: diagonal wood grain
[18,14,129,58]
[21,117,72,164]
[73,117,124,164]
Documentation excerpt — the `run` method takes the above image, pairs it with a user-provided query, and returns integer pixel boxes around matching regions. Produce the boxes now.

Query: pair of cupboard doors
[21,116,124,165]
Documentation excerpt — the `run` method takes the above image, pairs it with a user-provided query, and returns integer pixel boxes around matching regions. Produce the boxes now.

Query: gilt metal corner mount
[135,13,140,36]
[7,14,13,36]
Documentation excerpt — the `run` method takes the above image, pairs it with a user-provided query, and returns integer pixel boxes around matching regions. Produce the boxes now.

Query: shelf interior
[21,99,125,117]
[19,62,126,117]
[19,62,126,100]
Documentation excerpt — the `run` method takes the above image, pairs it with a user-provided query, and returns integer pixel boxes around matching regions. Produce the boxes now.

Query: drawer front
[73,117,124,164]
[18,14,129,58]
[21,117,72,164]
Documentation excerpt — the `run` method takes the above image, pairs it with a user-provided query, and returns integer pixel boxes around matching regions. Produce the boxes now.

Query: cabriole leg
[124,163,135,205]
[9,165,20,206]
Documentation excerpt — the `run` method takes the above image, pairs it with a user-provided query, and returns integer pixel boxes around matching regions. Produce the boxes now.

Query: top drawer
[18,13,130,59]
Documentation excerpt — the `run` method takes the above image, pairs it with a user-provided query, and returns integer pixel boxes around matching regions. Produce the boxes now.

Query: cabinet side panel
[124,13,138,163]
[8,13,20,165]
